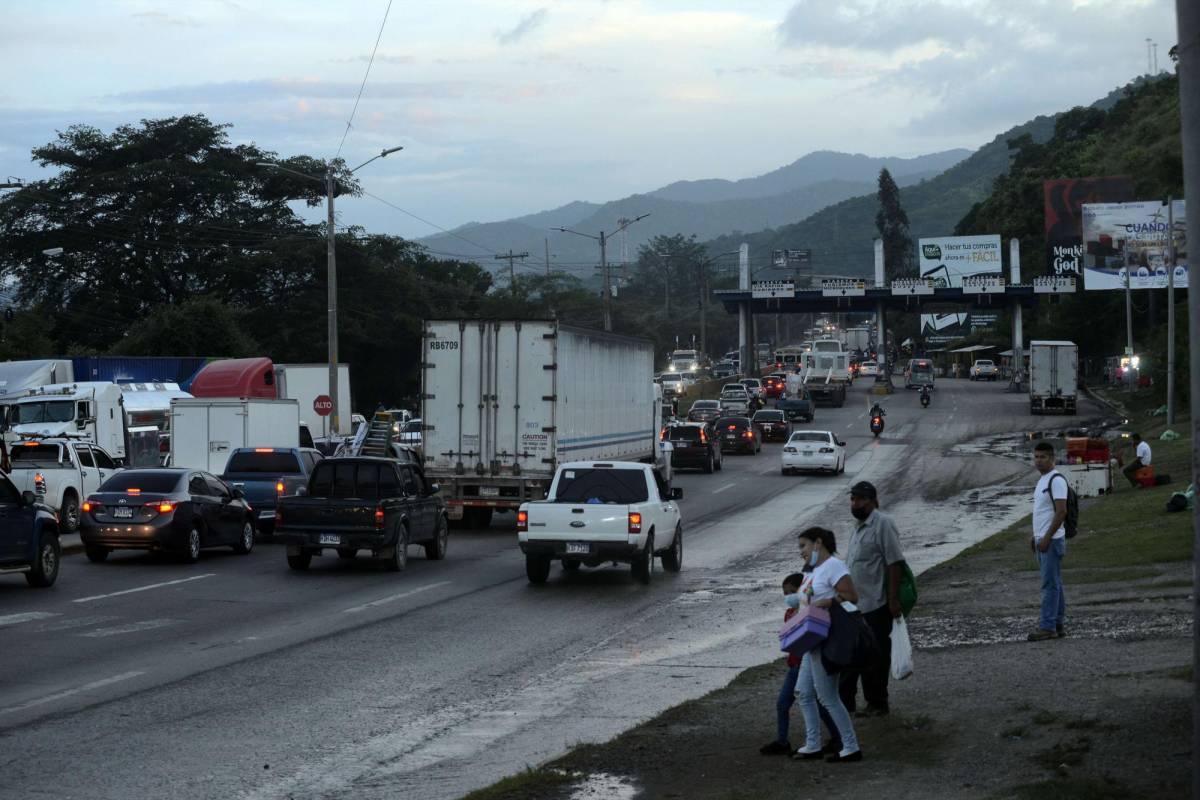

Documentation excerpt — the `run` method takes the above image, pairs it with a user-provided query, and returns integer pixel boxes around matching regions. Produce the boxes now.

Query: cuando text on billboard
[1081,200,1188,290]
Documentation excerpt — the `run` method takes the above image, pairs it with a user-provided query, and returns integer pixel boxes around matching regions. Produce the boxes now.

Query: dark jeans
[777,663,839,745]
[1122,457,1145,487]
[838,606,895,713]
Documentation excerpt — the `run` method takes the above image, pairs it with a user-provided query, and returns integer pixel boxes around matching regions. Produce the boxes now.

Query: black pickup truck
[275,457,448,572]
[0,471,61,588]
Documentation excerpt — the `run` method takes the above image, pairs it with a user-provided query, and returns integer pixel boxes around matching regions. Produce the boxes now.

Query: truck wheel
[631,534,654,584]
[183,525,202,563]
[287,551,312,571]
[661,526,682,573]
[85,545,110,563]
[232,521,255,555]
[526,554,551,584]
[424,515,449,560]
[386,526,409,572]
[60,492,80,535]
[26,533,60,588]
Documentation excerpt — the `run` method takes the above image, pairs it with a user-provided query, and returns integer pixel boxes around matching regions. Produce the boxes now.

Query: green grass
[1063,567,1161,584]
[458,767,573,800]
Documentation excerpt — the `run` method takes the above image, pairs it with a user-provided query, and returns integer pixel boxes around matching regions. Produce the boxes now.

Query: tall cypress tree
[875,168,915,282]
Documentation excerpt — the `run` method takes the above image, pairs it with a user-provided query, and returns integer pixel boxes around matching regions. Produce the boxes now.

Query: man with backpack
[1029,440,1073,641]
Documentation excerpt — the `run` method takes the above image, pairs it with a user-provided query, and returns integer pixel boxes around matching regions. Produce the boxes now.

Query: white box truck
[422,319,657,529]
[1029,340,1078,415]
[274,363,352,437]
[169,398,301,473]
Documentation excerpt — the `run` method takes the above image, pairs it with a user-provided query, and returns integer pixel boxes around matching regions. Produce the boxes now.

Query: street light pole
[259,145,402,437]
[553,213,648,332]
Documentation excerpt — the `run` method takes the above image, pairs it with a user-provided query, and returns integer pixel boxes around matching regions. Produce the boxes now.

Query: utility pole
[1172,1,1200,790]
[544,238,551,276]
[554,213,648,332]
[259,145,402,438]
[1167,197,1177,425]
[494,250,529,292]
[1123,246,1135,391]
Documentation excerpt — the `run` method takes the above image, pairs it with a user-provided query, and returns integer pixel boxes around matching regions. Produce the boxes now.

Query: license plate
[803,451,814,456]
[674,442,688,448]
[113,507,133,519]
[479,486,500,497]
[565,542,589,555]
[319,534,341,545]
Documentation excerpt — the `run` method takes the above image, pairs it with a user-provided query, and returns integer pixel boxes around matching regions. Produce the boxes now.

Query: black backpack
[1046,473,1080,538]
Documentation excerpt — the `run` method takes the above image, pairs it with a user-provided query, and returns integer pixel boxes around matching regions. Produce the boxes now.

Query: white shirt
[1136,441,1152,465]
[801,556,850,605]
[1033,470,1069,540]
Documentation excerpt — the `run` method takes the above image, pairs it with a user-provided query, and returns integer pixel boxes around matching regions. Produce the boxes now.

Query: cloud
[778,0,1007,52]
[106,78,481,104]
[496,8,548,45]
[131,10,200,28]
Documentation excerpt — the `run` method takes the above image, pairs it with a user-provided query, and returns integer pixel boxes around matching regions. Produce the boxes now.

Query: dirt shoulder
[465,396,1195,800]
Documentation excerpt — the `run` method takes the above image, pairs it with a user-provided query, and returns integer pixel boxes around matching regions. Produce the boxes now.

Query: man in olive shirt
[839,481,906,717]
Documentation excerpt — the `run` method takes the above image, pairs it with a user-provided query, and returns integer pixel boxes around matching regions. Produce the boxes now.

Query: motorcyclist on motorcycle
[869,401,886,418]
[919,385,931,407]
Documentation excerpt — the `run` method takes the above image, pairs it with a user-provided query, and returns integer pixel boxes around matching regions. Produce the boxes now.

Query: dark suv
[752,409,792,442]
[0,472,61,587]
[715,416,761,455]
[664,423,723,473]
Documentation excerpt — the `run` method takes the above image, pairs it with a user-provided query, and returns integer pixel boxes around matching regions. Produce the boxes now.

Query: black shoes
[855,705,889,718]
[826,750,864,763]
[821,740,843,755]
[760,740,792,756]
[791,749,825,760]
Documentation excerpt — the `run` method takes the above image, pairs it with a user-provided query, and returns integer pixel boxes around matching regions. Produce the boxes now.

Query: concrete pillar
[1009,238,1025,392]
[739,244,750,373]
[872,239,893,392]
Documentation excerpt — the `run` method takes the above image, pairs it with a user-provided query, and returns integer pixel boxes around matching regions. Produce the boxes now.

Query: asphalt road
[0,378,1104,800]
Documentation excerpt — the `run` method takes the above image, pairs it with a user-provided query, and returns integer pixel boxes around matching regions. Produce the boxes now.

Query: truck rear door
[423,320,556,478]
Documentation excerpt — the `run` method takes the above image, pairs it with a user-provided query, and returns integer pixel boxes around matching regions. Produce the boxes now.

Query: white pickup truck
[6,438,123,533]
[517,461,684,585]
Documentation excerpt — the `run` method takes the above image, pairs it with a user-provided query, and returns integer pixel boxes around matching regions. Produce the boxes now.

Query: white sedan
[859,361,878,377]
[781,430,846,475]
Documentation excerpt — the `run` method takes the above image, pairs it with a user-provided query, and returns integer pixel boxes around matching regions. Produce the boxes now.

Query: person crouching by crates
[1121,433,1152,488]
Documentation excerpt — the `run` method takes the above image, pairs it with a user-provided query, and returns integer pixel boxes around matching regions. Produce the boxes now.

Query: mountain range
[416,150,972,275]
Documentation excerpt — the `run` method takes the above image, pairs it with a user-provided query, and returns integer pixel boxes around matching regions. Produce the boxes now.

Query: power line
[335,0,395,160]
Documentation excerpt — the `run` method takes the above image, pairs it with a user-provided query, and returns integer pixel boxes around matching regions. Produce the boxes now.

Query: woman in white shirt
[788,526,863,762]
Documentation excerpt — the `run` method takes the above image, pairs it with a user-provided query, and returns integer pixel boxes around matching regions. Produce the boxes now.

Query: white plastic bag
[890,616,914,681]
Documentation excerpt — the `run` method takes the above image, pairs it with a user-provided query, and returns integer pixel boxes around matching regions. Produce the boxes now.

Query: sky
[0,0,1180,255]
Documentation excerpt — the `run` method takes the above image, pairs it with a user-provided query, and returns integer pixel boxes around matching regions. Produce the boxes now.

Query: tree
[0,114,347,350]
[875,168,914,282]
[109,297,257,357]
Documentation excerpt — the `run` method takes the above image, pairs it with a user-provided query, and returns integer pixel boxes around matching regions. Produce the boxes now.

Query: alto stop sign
[313,395,333,417]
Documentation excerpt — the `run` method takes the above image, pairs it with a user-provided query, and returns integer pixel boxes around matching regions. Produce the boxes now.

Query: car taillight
[819,447,834,453]
[660,428,667,441]
[82,501,94,513]
[628,512,642,534]
[156,501,176,514]
[374,505,385,529]
[784,447,797,453]
[699,429,707,443]
[744,431,754,438]
[276,481,285,494]
[34,472,45,494]
[517,509,528,532]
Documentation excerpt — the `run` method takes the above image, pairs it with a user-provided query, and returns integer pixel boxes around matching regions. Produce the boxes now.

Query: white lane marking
[0,611,59,628]
[845,423,854,428]
[81,619,177,638]
[0,671,145,716]
[72,573,216,604]
[342,581,451,614]
[713,482,737,494]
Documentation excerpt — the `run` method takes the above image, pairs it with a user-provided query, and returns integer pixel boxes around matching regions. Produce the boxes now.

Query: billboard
[920,312,999,345]
[1043,177,1136,277]
[917,235,1003,288]
[1081,200,1188,290]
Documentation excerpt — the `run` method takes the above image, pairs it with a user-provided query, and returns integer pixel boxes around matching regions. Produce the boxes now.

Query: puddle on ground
[567,772,639,799]
[950,416,1125,463]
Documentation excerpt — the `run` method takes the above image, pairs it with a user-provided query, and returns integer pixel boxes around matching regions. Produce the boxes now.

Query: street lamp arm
[612,213,650,236]
[350,145,404,174]
[255,162,324,184]
[552,226,600,241]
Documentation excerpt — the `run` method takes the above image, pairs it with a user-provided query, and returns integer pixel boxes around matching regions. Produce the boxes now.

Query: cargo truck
[1029,340,1078,415]
[800,340,850,407]
[274,363,353,437]
[421,319,657,529]
[168,398,305,473]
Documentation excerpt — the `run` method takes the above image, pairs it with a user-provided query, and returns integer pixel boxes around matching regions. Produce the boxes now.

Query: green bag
[887,561,918,617]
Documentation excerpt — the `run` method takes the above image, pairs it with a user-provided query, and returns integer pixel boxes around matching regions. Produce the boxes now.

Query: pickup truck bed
[275,457,448,572]
[221,447,323,535]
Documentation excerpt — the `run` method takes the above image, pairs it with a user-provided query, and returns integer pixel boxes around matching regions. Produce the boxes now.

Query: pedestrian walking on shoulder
[1029,441,1068,641]
[789,528,862,762]
[1121,433,1152,488]
[761,572,841,756]
[840,481,905,718]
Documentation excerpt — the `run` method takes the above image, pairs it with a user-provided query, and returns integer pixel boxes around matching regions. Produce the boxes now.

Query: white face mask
[809,550,820,566]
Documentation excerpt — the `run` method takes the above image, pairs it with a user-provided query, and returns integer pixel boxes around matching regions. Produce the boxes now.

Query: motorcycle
[920,388,931,408]
[870,414,884,437]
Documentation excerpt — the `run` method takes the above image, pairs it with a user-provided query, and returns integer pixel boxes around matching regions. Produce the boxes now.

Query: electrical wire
[335,0,395,160]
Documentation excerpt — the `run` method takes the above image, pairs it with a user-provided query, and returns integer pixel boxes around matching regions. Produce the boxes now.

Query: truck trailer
[1029,340,1078,415]
[421,319,657,529]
